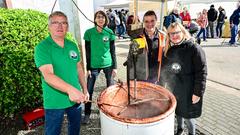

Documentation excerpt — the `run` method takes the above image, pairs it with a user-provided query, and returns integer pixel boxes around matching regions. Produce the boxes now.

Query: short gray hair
[48,11,68,25]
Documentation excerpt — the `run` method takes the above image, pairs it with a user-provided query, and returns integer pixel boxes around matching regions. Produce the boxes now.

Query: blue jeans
[85,67,113,115]
[177,115,196,135]
[45,104,82,135]
[216,22,224,38]
[117,25,124,37]
[229,24,238,44]
[197,28,206,41]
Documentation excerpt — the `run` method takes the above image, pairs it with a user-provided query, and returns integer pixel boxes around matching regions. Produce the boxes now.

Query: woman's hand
[192,94,200,104]
[112,69,117,78]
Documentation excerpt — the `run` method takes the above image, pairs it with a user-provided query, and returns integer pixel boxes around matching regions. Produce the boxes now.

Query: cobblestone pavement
[18,38,240,135]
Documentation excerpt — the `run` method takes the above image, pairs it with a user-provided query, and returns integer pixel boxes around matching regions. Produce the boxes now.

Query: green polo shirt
[84,27,115,68]
[34,36,81,109]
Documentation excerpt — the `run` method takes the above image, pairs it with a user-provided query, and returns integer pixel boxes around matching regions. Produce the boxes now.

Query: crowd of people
[163,4,240,46]
[33,2,240,135]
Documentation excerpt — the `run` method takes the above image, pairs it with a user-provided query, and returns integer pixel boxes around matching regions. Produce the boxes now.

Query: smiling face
[143,15,157,33]
[48,15,68,39]
[94,12,107,28]
[168,25,184,44]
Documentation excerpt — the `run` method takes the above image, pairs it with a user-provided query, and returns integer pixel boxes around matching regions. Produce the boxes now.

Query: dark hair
[94,10,108,27]
[48,11,68,25]
[143,10,157,21]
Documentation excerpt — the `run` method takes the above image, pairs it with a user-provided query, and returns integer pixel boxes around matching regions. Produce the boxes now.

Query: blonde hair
[164,22,191,56]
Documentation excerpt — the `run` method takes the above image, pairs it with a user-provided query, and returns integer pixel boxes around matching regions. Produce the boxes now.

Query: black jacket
[230,7,240,25]
[217,9,226,23]
[160,40,207,118]
[208,8,218,22]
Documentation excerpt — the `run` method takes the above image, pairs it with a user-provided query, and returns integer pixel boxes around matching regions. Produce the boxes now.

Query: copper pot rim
[97,81,177,124]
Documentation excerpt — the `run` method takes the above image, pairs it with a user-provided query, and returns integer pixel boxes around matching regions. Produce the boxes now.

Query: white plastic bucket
[97,81,176,135]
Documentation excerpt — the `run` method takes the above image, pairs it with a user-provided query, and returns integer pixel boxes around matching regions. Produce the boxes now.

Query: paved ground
[17,38,240,135]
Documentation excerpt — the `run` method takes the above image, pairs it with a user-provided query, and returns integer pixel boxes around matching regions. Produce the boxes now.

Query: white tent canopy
[141,0,239,4]
[179,0,239,4]
[101,0,130,8]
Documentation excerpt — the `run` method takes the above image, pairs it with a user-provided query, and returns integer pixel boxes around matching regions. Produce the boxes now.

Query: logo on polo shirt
[171,62,181,73]
[69,50,78,60]
[103,36,109,42]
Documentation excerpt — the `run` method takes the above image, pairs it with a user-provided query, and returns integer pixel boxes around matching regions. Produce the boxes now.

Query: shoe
[82,115,90,125]
[229,43,237,47]
[175,128,184,135]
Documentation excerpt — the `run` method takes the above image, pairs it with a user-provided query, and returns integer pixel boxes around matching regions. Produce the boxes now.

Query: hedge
[0,8,77,118]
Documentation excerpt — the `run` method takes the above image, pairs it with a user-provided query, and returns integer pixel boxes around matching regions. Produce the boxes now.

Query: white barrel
[100,109,175,135]
[97,81,176,135]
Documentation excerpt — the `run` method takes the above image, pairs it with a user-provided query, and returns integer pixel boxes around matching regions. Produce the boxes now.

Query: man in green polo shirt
[34,11,89,135]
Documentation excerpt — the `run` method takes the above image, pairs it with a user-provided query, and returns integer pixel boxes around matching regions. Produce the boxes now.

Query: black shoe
[175,128,184,135]
[82,115,90,125]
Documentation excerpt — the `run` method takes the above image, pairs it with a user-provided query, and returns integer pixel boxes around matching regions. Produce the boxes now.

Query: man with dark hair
[207,4,218,38]
[34,11,89,135]
[128,10,165,83]
[229,3,240,46]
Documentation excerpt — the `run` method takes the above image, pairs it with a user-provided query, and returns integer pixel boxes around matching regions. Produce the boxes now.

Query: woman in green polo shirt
[82,10,117,124]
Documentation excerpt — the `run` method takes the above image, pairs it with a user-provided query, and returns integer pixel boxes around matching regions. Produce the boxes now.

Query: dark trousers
[216,22,224,38]
[84,67,113,115]
[208,21,215,38]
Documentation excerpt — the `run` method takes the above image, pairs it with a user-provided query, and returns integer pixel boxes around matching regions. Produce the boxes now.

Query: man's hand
[67,88,85,104]
[84,90,90,103]
[192,94,200,104]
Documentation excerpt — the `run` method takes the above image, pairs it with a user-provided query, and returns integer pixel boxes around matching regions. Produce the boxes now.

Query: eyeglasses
[96,15,105,19]
[51,21,68,26]
[169,31,182,36]
[144,20,155,24]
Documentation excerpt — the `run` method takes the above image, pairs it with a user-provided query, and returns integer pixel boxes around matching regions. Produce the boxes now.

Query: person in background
[82,10,117,124]
[196,9,208,42]
[34,11,89,135]
[229,3,240,46]
[216,6,226,38]
[117,11,126,38]
[161,22,207,135]
[180,7,191,28]
[207,4,218,38]
[126,14,141,35]
[163,8,183,29]
[107,8,116,33]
